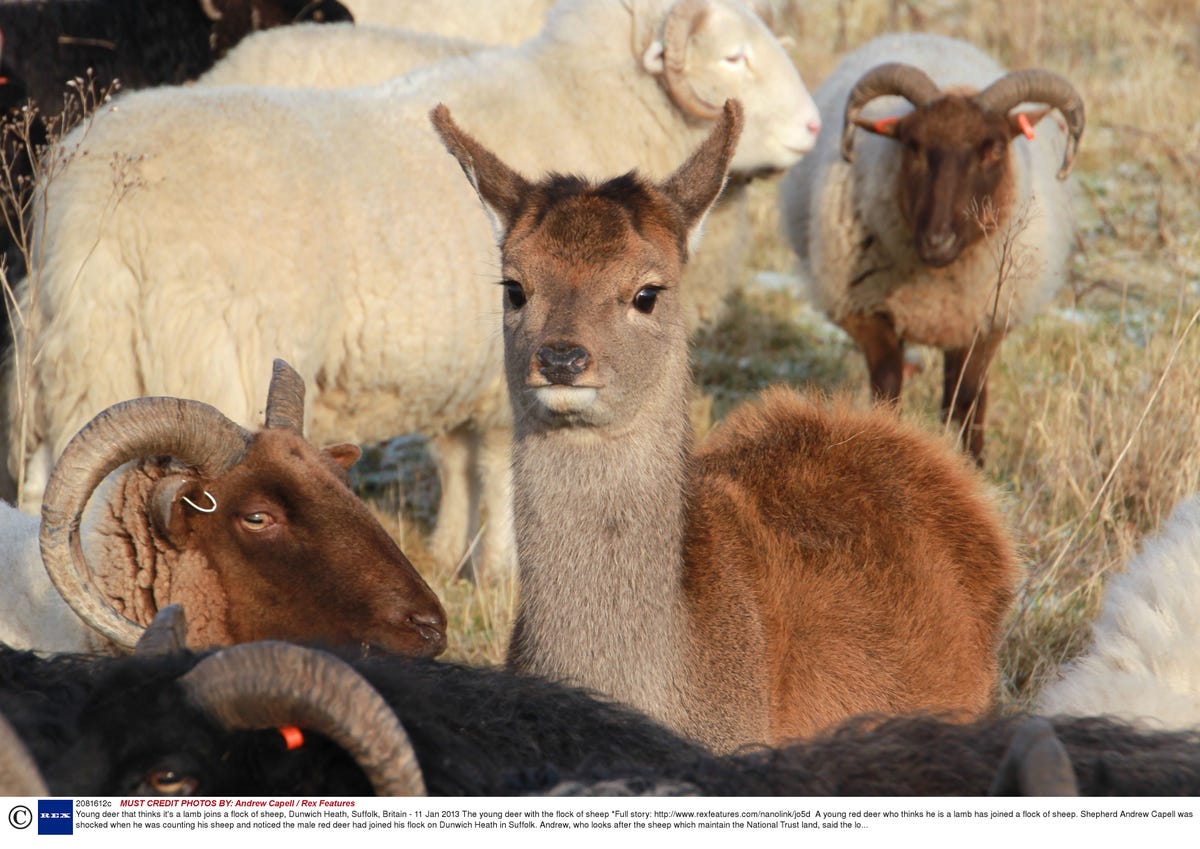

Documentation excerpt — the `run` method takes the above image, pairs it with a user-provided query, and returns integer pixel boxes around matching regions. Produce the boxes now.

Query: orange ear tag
[1016,113,1035,140]
[873,116,899,134]
[279,726,305,750]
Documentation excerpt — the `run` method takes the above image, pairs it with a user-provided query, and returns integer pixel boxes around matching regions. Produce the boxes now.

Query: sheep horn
[134,604,189,656]
[40,398,253,649]
[841,62,941,162]
[264,359,306,434]
[973,70,1085,179]
[199,0,224,21]
[179,642,426,796]
[0,711,48,796]
[661,0,724,120]
[988,717,1079,796]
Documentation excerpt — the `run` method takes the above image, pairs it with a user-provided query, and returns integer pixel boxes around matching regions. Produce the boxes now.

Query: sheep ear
[430,103,532,244]
[642,39,666,74]
[659,99,743,256]
[150,475,213,545]
[323,443,362,471]
[1005,108,1053,141]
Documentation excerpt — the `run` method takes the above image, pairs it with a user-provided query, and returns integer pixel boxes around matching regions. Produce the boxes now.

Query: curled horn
[974,69,1085,179]
[180,642,426,796]
[661,0,724,120]
[199,0,224,21]
[841,62,941,162]
[264,359,306,433]
[134,604,189,657]
[40,398,253,649]
[0,712,48,796]
[989,717,1079,796]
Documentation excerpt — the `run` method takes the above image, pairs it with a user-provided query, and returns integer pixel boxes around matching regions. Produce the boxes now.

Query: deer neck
[507,361,696,731]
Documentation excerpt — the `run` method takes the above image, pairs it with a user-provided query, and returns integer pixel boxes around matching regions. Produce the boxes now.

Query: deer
[432,99,1019,752]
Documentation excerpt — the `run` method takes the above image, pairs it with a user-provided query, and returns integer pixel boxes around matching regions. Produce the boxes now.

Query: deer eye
[502,280,527,309]
[240,512,275,532]
[632,287,662,314]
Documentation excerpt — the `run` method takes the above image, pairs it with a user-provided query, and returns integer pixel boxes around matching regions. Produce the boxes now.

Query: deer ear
[659,99,744,255]
[323,443,362,471]
[431,103,533,244]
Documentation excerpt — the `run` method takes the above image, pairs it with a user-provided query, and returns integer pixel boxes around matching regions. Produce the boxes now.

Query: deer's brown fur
[433,100,1018,751]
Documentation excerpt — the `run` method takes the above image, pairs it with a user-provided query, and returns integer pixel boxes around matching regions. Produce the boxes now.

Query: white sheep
[1037,495,1200,728]
[5,0,821,581]
[341,0,565,45]
[197,23,483,89]
[778,33,1084,461]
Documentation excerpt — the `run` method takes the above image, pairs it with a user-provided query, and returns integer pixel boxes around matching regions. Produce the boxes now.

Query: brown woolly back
[687,389,1018,738]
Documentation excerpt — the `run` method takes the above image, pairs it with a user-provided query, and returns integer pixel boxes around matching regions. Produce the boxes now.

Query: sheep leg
[941,330,1004,463]
[428,426,481,579]
[475,425,517,581]
[841,312,904,402]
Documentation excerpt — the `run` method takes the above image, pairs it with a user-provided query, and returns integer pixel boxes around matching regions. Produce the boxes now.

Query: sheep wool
[1038,495,1200,728]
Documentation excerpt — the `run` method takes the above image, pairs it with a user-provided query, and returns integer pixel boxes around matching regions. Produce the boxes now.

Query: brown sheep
[432,100,1019,752]
[12,360,446,656]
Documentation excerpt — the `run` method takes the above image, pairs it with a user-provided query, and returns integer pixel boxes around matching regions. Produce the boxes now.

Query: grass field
[394,0,1200,712]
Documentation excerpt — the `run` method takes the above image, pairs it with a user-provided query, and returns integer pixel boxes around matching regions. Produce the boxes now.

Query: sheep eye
[724,51,746,66]
[502,280,527,309]
[144,769,198,796]
[240,512,274,532]
[632,287,662,314]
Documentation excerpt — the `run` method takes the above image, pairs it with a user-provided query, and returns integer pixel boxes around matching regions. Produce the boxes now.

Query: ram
[0,360,446,656]
[4,616,1199,796]
[778,33,1084,461]
[3,0,820,583]
[433,100,1017,752]
[1038,494,1200,727]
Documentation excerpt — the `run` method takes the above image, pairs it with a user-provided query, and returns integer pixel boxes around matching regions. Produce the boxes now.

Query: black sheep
[4,637,1200,797]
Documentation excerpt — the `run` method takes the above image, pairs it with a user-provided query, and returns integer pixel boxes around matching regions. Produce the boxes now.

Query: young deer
[433,100,1018,752]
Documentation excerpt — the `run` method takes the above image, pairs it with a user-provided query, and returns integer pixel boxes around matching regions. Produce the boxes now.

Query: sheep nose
[920,231,959,266]
[536,344,590,385]
[406,611,447,655]
[806,118,822,137]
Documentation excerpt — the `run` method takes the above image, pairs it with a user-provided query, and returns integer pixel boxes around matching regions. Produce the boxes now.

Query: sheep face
[856,96,1050,267]
[642,0,820,174]
[151,429,447,657]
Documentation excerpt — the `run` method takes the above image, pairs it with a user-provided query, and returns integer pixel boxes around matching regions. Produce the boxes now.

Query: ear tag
[873,116,899,134]
[1016,113,1035,140]
[279,726,304,750]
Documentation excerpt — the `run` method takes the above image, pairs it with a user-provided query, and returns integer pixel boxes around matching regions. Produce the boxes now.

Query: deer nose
[536,344,590,385]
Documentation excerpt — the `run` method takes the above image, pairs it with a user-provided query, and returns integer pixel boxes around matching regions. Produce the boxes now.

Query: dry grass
[3,1,1198,713]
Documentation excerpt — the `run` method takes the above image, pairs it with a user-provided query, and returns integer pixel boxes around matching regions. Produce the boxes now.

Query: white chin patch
[534,386,598,415]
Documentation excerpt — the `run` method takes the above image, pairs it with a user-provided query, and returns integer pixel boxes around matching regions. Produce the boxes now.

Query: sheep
[197,22,483,89]
[5,619,1200,796]
[0,0,354,313]
[778,33,1085,461]
[340,0,559,45]
[0,359,447,657]
[1037,494,1200,728]
[2,0,822,586]
[432,99,1018,754]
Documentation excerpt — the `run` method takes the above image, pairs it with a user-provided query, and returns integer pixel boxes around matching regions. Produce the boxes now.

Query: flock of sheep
[0,0,1198,797]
